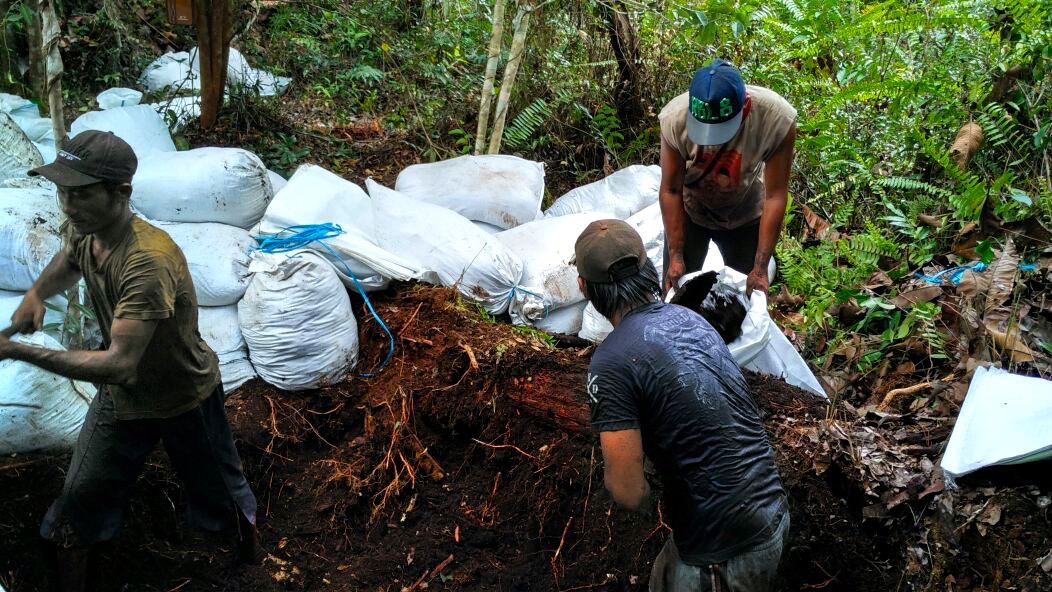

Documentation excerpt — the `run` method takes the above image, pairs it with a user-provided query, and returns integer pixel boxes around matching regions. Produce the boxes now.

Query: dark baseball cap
[29,130,137,186]
[573,219,648,283]
[686,58,747,146]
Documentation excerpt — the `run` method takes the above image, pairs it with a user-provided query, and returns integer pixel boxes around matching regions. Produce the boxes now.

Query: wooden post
[194,0,232,129]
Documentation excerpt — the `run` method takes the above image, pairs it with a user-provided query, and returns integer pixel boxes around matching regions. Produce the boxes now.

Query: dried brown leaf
[984,238,1019,313]
[800,204,841,240]
[983,319,1036,363]
[893,286,943,309]
[949,122,983,170]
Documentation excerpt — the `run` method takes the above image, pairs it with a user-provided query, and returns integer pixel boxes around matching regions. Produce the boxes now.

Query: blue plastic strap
[254,223,395,377]
[506,285,551,320]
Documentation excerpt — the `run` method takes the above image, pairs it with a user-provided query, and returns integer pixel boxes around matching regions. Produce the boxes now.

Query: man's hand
[746,266,770,297]
[10,292,46,335]
[665,254,686,294]
[0,330,13,361]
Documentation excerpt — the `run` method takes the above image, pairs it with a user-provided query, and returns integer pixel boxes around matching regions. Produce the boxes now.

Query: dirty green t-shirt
[68,217,219,420]
[659,85,797,230]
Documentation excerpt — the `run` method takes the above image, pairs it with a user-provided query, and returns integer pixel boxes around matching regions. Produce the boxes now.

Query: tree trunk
[474,0,508,155]
[598,0,644,128]
[486,1,532,155]
[195,0,233,129]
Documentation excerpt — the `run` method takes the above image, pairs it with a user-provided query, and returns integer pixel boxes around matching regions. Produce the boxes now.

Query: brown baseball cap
[574,219,648,283]
[28,130,137,186]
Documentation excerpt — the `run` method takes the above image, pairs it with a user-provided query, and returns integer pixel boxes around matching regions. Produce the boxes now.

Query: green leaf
[1008,187,1033,207]
[976,239,995,265]
[1042,342,1052,356]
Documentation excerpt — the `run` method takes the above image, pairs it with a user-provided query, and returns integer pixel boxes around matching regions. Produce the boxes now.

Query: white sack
[0,332,95,454]
[578,303,609,343]
[0,290,68,341]
[941,367,1052,487]
[0,94,54,163]
[0,112,43,183]
[259,165,421,291]
[138,51,202,94]
[473,221,503,235]
[0,187,62,291]
[151,221,254,306]
[96,87,143,110]
[150,96,201,133]
[394,155,544,229]
[368,180,523,314]
[70,105,177,158]
[545,164,661,220]
[496,212,610,324]
[198,305,255,393]
[239,251,359,391]
[221,47,292,96]
[132,148,272,229]
[534,301,588,335]
[267,170,287,194]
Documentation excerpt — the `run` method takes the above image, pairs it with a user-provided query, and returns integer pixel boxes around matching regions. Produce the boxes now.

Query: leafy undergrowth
[1,285,1050,592]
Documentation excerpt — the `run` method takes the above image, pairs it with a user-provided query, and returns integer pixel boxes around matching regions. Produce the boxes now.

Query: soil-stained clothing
[659,86,796,230]
[67,217,219,420]
[587,302,787,565]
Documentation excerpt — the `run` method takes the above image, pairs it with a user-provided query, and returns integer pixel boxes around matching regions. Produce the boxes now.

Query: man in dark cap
[575,219,788,591]
[0,131,263,591]
[659,58,796,296]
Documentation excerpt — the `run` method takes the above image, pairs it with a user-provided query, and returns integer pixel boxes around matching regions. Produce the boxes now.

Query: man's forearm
[753,193,788,272]
[4,342,133,385]
[659,191,686,258]
[27,252,82,301]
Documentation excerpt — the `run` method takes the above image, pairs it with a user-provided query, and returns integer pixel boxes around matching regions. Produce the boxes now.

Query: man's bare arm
[749,124,796,295]
[0,317,157,385]
[659,137,687,292]
[10,250,83,333]
[600,429,651,510]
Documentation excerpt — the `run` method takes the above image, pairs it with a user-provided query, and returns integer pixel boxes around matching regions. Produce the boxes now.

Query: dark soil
[1,286,1050,592]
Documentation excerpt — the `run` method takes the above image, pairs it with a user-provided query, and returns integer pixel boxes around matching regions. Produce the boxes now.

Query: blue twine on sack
[254,223,395,377]
[506,285,551,320]
[915,261,1038,285]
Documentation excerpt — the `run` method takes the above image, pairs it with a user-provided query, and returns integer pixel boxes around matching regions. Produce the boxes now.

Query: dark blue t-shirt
[587,302,786,565]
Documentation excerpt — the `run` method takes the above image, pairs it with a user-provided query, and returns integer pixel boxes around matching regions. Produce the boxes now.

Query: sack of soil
[368,179,523,314]
[132,148,273,229]
[545,164,661,220]
[70,105,177,159]
[0,332,95,455]
[0,113,43,183]
[96,88,143,110]
[198,304,256,393]
[148,220,254,306]
[394,154,544,230]
[238,251,359,391]
[138,51,202,95]
[258,165,421,291]
[0,187,63,291]
[495,212,612,326]
[533,300,588,335]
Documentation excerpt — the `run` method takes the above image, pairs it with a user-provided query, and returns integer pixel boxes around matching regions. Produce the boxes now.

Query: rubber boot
[55,545,91,592]
[237,511,265,565]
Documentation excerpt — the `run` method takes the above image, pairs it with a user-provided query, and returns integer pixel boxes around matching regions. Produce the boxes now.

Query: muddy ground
[1,285,1050,591]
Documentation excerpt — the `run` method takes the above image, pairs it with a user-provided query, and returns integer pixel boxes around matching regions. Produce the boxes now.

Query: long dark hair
[582,259,661,320]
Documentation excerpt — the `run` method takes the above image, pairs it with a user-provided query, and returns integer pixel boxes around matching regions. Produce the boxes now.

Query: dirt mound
[1,285,1050,591]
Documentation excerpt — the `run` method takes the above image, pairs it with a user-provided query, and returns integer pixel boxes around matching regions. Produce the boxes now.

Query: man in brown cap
[575,219,789,591]
[0,131,263,591]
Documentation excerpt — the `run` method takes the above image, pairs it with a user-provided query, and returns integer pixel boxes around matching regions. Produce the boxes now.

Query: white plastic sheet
[496,212,610,325]
[198,305,255,393]
[0,332,95,454]
[96,87,143,110]
[151,221,254,306]
[368,179,523,314]
[394,155,544,229]
[239,251,359,391]
[132,148,273,229]
[941,367,1052,487]
[258,165,421,290]
[545,164,661,220]
[0,187,62,291]
[70,105,177,159]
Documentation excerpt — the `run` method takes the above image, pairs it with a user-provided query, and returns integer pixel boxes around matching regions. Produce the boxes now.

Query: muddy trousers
[40,385,258,547]
[649,511,789,592]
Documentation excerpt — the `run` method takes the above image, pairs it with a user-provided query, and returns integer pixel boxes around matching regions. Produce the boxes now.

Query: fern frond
[875,176,954,199]
[504,97,554,149]
[977,102,1027,153]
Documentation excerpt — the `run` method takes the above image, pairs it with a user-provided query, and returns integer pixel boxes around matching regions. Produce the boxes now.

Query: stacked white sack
[1,93,56,163]
[70,105,177,159]
[0,332,95,455]
[544,164,661,220]
[96,88,143,110]
[141,47,290,98]
[496,212,611,329]
[239,251,359,391]
[0,187,63,291]
[394,155,544,229]
[198,305,256,392]
[151,221,254,306]
[0,113,43,183]
[132,148,273,229]
[267,170,288,194]
[257,165,421,290]
[367,179,523,314]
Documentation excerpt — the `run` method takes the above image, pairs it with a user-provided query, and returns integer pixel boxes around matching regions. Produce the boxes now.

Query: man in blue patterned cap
[658,59,797,297]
